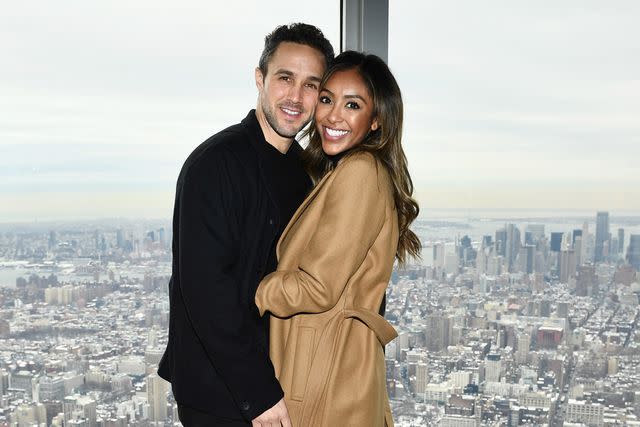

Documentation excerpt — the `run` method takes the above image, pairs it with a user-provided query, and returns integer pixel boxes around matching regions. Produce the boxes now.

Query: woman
[255,51,420,427]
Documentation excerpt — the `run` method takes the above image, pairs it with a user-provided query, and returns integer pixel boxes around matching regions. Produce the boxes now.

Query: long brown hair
[302,50,421,265]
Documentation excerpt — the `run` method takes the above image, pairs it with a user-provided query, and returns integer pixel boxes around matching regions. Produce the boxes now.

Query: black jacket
[158,110,309,421]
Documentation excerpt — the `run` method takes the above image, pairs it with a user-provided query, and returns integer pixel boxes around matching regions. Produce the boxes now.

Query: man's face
[255,42,326,140]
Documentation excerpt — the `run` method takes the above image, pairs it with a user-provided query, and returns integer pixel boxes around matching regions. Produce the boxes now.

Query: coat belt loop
[343,308,398,346]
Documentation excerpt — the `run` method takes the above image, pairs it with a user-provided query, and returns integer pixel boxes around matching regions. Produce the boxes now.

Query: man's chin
[274,125,306,139]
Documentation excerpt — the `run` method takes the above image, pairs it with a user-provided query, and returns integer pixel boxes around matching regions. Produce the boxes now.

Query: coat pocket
[290,326,316,401]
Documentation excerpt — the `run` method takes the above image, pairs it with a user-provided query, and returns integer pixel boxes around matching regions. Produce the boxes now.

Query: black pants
[178,405,250,427]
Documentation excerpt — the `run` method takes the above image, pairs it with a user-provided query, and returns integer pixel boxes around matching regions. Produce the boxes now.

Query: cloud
[1,1,638,219]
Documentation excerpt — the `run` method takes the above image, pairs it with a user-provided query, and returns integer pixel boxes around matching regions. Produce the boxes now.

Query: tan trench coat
[255,152,398,427]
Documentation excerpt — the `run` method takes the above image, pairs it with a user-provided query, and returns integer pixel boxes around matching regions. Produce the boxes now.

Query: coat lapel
[276,170,334,259]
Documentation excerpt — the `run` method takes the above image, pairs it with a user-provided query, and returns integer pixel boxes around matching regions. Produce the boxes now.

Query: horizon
[1,207,640,229]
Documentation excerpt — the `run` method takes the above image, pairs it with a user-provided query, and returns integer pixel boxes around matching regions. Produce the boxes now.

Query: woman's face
[315,68,378,156]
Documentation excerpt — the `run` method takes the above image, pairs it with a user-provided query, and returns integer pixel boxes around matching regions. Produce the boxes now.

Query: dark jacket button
[240,401,250,411]
[268,218,274,225]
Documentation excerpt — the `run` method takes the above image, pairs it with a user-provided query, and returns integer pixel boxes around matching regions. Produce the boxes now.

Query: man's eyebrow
[274,69,321,83]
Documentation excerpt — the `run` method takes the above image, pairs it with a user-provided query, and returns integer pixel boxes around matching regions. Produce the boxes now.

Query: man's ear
[255,67,265,91]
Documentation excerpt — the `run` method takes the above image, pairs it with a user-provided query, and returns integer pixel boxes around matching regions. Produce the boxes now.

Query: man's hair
[258,23,334,76]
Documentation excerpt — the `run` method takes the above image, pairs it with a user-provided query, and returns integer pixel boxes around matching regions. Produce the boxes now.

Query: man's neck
[255,107,294,154]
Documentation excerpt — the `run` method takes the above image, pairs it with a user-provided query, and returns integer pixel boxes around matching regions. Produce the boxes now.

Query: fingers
[252,398,290,427]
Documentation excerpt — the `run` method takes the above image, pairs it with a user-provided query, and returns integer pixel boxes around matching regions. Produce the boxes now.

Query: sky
[1,1,639,222]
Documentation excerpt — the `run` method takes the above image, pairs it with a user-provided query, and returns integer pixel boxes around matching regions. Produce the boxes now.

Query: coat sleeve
[255,155,387,317]
[178,152,283,421]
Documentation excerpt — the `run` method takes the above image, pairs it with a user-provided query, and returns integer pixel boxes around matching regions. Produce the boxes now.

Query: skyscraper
[116,229,125,249]
[506,224,521,272]
[627,234,640,270]
[576,265,598,297]
[495,228,507,257]
[485,354,502,382]
[572,229,582,245]
[146,374,168,422]
[550,232,563,252]
[618,228,625,254]
[594,211,610,262]
[559,249,577,283]
[526,224,545,242]
[426,314,452,352]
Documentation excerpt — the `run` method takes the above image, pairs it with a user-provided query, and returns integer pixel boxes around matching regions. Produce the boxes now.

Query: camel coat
[255,151,398,427]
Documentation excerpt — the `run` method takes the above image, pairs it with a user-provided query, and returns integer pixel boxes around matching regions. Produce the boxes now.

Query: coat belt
[343,307,398,346]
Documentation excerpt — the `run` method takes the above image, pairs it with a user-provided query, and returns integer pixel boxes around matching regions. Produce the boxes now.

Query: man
[158,24,334,426]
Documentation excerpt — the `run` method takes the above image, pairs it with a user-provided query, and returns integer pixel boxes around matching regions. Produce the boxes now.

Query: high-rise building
[485,354,502,382]
[519,244,535,274]
[576,265,598,297]
[116,229,125,249]
[450,371,472,389]
[556,301,569,318]
[11,371,34,398]
[618,228,625,254]
[396,332,410,361]
[506,224,521,272]
[627,234,640,270]
[516,332,531,364]
[38,376,65,401]
[48,230,57,250]
[433,242,446,269]
[559,249,577,283]
[157,227,166,248]
[572,229,582,245]
[574,236,583,266]
[415,363,428,395]
[550,232,563,252]
[526,224,545,242]
[495,229,507,257]
[63,395,97,427]
[426,314,452,352]
[594,211,610,262]
[147,374,168,422]
[566,399,604,426]
[581,221,589,262]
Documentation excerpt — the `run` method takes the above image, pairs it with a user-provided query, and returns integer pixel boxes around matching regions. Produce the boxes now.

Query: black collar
[241,109,303,156]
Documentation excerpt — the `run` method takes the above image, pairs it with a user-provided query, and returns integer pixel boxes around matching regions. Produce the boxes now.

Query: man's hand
[251,398,292,427]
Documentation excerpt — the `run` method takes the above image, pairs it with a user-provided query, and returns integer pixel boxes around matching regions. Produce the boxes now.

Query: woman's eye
[346,101,360,109]
[319,96,331,104]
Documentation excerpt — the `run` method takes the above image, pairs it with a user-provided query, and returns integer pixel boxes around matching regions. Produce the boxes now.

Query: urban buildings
[0,211,638,426]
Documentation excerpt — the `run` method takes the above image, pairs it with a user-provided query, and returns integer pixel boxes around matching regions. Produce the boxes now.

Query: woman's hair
[302,50,421,265]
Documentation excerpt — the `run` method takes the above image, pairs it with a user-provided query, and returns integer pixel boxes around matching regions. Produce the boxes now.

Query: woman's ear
[371,117,379,131]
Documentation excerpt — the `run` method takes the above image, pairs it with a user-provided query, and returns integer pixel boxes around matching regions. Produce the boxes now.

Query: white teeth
[282,108,301,116]
[326,127,349,137]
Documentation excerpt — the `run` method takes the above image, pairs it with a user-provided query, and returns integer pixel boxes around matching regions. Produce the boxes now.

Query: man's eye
[305,83,318,90]
[319,96,332,104]
[279,76,291,81]
[346,101,360,109]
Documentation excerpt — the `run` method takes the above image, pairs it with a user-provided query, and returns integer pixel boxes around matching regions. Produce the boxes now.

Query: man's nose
[288,83,303,103]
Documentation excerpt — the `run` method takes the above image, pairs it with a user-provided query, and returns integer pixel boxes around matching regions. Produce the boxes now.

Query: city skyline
[2,1,639,221]
[1,211,639,425]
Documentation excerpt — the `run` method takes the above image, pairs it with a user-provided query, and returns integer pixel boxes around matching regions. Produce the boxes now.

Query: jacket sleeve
[177,153,283,421]
[255,155,387,317]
